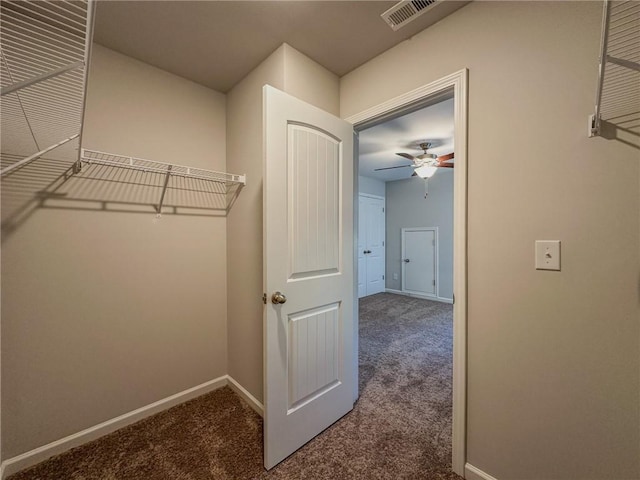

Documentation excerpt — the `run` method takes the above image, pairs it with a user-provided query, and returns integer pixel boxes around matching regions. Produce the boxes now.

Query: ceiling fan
[374,142,454,176]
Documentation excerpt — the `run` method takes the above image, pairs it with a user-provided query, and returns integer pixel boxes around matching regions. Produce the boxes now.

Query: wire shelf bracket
[589,0,640,137]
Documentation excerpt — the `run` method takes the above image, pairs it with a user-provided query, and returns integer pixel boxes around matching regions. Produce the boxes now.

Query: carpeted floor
[10,293,460,480]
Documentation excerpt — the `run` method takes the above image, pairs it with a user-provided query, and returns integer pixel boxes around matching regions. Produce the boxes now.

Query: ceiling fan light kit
[372,141,454,177]
[415,165,438,178]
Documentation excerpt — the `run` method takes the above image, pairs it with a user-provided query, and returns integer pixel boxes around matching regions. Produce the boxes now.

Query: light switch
[535,240,561,271]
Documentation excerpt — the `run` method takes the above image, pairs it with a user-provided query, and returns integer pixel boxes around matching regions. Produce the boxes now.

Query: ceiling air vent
[381,0,440,31]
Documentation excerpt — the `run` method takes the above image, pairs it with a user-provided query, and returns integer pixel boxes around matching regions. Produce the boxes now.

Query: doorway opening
[348,70,467,477]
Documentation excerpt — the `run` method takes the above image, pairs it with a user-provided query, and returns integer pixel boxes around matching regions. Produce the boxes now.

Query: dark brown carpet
[10,293,460,480]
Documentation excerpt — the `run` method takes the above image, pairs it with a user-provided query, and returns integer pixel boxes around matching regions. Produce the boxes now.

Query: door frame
[401,227,439,299]
[346,69,468,476]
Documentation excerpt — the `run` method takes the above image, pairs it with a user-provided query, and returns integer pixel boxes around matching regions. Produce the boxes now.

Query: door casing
[346,69,468,477]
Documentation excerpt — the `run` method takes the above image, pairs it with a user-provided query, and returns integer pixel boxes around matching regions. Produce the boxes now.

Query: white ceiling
[93,1,469,93]
[358,97,455,182]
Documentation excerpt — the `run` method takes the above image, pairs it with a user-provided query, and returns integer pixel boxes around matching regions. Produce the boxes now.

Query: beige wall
[226,46,286,403]
[341,2,640,479]
[1,45,228,459]
[226,44,340,403]
[282,44,340,117]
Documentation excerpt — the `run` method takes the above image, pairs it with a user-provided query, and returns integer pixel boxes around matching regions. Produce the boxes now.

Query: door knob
[403,258,410,263]
[271,291,287,304]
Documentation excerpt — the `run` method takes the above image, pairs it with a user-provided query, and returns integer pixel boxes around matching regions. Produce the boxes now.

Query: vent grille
[381,0,439,31]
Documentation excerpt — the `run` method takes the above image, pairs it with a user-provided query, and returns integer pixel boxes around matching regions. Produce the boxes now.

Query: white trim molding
[358,192,385,201]
[465,463,499,480]
[0,375,254,479]
[227,375,264,417]
[385,288,453,304]
[347,68,468,477]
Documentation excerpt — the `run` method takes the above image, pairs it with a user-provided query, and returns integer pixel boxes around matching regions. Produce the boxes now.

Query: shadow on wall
[1,153,242,243]
[600,111,640,151]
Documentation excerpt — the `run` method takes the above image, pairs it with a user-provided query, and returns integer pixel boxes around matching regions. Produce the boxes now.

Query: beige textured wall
[226,46,285,403]
[1,45,228,459]
[226,44,340,403]
[341,2,640,479]
[282,44,340,117]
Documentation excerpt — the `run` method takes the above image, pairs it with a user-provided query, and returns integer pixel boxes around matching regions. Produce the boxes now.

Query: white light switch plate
[535,240,561,271]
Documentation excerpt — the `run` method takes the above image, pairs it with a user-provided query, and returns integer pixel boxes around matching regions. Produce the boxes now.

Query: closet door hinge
[382,275,385,280]
[433,279,436,286]
[262,293,267,305]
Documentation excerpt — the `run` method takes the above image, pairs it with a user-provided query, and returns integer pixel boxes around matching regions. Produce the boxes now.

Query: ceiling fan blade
[437,152,455,167]
[396,153,415,161]
[374,164,413,171]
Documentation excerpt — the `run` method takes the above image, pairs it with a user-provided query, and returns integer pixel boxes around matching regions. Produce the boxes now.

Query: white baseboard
[1,375,228,479]
[385,288,453,304]
[465,463,498,480]
[227,375,264,417]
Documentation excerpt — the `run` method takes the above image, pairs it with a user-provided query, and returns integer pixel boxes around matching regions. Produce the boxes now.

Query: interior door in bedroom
[402,227,437,297]
[358,194,385,298]
[263,85,355,469]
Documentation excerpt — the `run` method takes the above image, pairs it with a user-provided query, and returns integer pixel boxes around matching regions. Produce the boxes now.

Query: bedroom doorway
[348,70,468,476]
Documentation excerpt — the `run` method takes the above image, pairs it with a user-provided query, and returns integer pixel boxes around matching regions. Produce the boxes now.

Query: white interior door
[402,227,437,297]
[263,85,354,470]
[364,196,385,296]
[357,196,366,298]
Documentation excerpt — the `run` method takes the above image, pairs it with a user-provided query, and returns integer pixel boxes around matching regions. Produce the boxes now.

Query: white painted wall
[1,45,228,460]
[385,173,453,300]
[341,2,640,478]
[358,175,385,197]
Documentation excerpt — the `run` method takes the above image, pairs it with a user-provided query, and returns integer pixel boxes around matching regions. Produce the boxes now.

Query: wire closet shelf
[1,1,247,217]
[0,0,94,175]
[81,149,246,185]
[589,0,640,137]
[79,149,246,215]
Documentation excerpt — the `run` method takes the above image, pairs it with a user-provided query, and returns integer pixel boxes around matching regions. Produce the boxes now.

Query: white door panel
[358,197,366,298]
[359,194,386,297]
[358,256,366,298]
[264,86,354,469]
[366,196,385,296]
